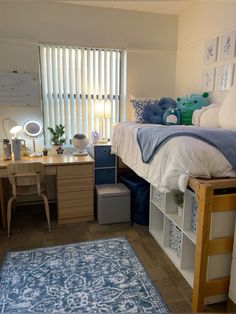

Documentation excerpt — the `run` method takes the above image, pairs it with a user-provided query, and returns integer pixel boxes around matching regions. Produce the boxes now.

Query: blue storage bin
[95,168,116,185]
[95,146,116,168]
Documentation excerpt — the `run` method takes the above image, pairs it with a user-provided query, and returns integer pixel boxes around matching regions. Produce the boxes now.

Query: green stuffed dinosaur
[177,92,209,125]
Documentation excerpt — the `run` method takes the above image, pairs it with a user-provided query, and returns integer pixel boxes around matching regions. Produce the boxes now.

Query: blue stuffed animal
[142,103,164,124]
[159,97,177,112]
[141,97,177,124]
[163,107,180,125]
[177,92,209,125]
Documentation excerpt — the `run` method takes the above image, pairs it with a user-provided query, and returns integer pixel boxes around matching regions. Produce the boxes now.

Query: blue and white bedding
[111,122,236,192]
[137,125,236,168]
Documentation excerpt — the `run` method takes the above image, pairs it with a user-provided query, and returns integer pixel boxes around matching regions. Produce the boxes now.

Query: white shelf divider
[183,189,197,244]
[149,201,164,246]
[180,234,195,287]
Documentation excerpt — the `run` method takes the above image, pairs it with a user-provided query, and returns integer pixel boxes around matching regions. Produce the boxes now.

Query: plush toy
[158,97,178,112]
[177,92,209,125]
[141,97,179,125]
[142,103,164,124]
[163,107,180,125]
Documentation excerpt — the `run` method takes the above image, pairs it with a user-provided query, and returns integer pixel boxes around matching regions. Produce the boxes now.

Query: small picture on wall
[202,68,216,92]
[220,31,236,61]
[218,63,235,91]
[204,37,218,64]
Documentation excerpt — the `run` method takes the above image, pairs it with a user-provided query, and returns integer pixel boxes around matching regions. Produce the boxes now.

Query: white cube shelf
[152,187,183,228]
[150,185,196,288]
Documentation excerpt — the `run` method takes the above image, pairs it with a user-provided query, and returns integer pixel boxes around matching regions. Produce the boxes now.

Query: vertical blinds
[39,45,126,146]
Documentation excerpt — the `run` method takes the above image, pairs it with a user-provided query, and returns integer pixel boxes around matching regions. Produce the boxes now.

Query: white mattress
[111,122,236,192]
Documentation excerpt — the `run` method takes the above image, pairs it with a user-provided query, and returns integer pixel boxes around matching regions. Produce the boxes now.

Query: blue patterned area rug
[0,237,169,313]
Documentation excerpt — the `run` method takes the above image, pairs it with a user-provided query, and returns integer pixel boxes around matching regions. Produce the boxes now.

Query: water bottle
[12,139,23,160]
[2,139,12,160]
[91,130,99,144]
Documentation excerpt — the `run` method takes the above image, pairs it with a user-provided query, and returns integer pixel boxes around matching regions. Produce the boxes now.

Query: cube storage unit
[96,183,130,224]
[149,178,236,311]
[90,144,117,185]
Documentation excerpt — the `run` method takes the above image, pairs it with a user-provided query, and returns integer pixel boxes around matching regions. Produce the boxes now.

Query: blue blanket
[137,125,236,169]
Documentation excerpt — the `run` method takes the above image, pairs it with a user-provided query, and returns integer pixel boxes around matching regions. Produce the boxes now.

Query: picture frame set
[203,30,236,91]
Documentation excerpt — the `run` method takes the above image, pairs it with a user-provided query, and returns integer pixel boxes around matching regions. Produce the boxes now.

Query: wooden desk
[0,155,94,228]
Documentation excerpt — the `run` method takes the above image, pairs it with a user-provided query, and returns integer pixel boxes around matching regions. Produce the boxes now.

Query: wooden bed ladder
[188,178,236,312]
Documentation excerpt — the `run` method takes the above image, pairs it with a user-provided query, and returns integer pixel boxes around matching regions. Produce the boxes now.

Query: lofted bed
[112,121,236,312]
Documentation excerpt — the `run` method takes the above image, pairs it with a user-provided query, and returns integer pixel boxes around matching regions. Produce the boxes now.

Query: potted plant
[43,147,48,156]
[174,191,184,216]
[48,124,66,155]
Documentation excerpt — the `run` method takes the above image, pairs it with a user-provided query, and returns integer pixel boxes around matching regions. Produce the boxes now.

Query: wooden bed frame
[188,177,236,312]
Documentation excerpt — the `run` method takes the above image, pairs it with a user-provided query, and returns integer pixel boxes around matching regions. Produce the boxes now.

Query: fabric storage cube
[191,195,198,234]
[96,183,130,224]
[152,187,166,212]
[169,222,182,258]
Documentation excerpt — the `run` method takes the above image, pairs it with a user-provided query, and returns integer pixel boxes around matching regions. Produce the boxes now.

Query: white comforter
[111,122,236,192]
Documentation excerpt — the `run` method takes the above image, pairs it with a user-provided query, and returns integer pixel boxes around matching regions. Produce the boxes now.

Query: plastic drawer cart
[90,144,116,185]
[95,183,130,224]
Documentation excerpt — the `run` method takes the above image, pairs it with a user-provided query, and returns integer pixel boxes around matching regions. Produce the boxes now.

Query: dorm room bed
[112,122,236,312]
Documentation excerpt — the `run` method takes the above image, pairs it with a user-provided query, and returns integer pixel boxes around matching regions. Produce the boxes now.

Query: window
[39,45,126,146]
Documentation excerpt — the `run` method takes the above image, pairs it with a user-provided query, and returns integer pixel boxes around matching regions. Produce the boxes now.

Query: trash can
[119,171,150,225]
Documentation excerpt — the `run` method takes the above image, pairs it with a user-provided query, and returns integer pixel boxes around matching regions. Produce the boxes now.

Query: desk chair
[7,162,52,237]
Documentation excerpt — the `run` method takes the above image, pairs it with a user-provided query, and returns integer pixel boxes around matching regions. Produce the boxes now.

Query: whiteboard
[0,72,39,106]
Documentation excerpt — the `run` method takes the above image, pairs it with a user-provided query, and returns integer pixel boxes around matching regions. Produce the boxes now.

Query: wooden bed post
[192,182,213,312]
[189,178,236,312]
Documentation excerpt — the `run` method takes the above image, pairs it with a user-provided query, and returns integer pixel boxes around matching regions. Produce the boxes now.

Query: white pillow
[200,104,220,127]
[219,84,236,128]
[192,104,220,127]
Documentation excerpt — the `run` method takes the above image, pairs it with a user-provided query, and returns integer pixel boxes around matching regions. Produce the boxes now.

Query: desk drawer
[57,177,93,192]
[45,166,56,176]
[0,168,7,178]
[58,190,93,202]
[57,164,93,179]
[58,205,93,222]
[57,190,93,222]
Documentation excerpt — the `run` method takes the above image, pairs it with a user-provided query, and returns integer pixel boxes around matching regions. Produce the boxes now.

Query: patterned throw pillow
[130,97,159,123]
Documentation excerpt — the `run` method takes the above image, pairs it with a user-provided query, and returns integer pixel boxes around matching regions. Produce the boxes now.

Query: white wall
[175,1,236,104]
[0,1,178,152]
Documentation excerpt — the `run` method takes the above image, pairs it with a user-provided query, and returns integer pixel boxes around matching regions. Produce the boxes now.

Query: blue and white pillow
[130,97,159,123]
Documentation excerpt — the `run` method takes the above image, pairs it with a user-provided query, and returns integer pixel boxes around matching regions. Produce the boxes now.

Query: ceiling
[59,0,197,15]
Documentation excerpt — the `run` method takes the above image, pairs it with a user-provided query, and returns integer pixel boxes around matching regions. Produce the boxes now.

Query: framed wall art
[220,31,236,61]
[218,63,234,91]
[202,68,216,92]
[204,37,218,64]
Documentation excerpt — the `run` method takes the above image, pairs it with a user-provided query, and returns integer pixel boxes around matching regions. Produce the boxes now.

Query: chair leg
[7,196,16,237]
[41,193,51,232]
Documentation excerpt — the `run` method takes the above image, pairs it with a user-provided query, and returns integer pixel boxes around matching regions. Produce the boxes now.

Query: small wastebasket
[96,183,131,224]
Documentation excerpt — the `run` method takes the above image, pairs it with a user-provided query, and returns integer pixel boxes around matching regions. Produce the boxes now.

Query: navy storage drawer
[95,146,116,168]
[95,168,116,185]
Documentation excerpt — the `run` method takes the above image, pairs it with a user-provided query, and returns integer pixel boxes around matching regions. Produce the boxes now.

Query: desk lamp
[95,100,111,143]
[2,118,22,139]
[2,118,23,160]
[9,125,22,138]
